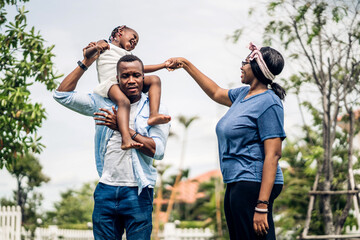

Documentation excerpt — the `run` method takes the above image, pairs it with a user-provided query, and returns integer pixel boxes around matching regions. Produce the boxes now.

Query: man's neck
[129,95,141,104]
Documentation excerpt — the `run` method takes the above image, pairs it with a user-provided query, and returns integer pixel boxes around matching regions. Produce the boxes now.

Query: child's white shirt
[93,43,132,98]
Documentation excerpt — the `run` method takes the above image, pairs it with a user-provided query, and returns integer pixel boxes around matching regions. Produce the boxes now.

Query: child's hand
[96,40,110,54]
[165,58,183,71]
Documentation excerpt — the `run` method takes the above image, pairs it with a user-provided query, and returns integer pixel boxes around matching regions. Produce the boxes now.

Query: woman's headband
[248,42,275,81]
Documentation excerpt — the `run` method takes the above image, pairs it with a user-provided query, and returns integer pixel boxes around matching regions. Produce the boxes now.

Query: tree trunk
[322,92,335,234]
[16,178,25,223]
[154,178,163,240]
[164,171,182,223]
[335,109,359,233]
[164,124,190,223]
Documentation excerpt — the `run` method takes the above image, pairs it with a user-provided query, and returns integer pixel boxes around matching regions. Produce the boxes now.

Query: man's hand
[57,42,101,92]
[96,40,110,54]
[83,41,110,62]
[94,107,118,130]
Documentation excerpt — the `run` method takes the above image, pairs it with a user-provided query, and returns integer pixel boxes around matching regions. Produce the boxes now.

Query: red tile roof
[174,169,222,204]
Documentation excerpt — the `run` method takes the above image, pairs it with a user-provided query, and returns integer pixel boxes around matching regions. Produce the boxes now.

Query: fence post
[49,225,59,240]
[0,205,22,240]
[163,223,177,240]
[15,206,21,240]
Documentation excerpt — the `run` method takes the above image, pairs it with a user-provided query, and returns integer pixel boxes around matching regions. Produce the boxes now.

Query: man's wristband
[131,132,138,140]
[77,61,88,71]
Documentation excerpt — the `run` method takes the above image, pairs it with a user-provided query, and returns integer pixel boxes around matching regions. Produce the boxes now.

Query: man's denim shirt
[53,91,170,194]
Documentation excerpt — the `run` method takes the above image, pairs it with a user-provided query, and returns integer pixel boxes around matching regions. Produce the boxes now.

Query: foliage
[232,0,360,236]
[7,153,49,228]
[45,181,96,229]
[0,197,16,206]
[191,177,228,239]
[0,0,62,169]
[164,115,198,223]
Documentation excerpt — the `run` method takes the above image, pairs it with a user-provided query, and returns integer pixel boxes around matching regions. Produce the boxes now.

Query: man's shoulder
[140,93,168,115]
[92,93,114,103]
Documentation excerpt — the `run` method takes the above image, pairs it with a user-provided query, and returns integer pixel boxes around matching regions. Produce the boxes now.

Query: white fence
[27,223,213,240]
[0,206,21,240]
[160,223,214,240]
[32,225,94,240]
[0,205,213,240]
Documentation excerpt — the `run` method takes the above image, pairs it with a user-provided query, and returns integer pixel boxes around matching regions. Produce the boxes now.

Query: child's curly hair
[109,25,127,43]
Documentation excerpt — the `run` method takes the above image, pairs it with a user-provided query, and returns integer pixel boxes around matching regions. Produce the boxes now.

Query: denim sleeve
[149,105,170,160]
[53,90,97,117]
[257,104,286,142]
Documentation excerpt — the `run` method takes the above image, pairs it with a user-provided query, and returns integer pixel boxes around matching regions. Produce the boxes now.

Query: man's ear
[116,75,120,83]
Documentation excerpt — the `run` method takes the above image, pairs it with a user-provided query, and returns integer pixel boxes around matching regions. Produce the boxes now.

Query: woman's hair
[250,47,286,100]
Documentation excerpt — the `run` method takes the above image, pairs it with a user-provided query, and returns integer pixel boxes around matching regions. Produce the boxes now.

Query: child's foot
[121,139,143,150]
[147,114,171,126]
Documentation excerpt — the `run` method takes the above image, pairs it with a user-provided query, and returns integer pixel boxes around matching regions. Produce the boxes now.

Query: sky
[0,0,304,211]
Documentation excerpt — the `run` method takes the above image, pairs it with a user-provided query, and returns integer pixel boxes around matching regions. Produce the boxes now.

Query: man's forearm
[129,128,156,157]
[57,58,94,92]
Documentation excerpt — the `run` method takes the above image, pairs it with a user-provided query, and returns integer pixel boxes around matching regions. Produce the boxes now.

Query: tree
[8,153,50,225]
[164,115,198,223]
[0,0,62,169]
[191,176,228,239]
[231,0,360,236]
[46,181,95,229]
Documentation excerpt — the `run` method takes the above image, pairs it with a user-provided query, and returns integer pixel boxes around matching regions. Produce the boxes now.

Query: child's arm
[144,59,178,73]
[144,63,166,73]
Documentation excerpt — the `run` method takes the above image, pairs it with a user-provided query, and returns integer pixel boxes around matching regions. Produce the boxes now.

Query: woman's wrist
[256,203,268,209]
[179,58,189,69]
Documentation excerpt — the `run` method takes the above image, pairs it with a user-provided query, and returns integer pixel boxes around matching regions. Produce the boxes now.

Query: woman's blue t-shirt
[215,86,286,184]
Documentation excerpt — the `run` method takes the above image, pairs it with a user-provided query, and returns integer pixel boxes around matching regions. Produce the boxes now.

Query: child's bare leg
[108,84,142,150]
[144,75,171,126]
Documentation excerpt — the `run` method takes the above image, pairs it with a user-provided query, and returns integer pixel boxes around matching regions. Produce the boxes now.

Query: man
[53,44,170,240]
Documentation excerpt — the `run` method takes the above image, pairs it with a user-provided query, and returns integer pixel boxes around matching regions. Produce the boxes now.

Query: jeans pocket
[138,188,153,206]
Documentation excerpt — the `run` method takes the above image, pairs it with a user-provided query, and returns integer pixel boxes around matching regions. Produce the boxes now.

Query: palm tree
[153,163,171,240]
[163,115,198,223]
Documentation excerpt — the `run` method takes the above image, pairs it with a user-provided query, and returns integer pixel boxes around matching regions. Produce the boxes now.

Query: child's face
[119,29,139,51]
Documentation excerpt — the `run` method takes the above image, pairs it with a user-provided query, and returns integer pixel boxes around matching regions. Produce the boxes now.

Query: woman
[169,43,286,240]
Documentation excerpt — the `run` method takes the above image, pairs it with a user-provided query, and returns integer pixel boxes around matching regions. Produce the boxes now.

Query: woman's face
[240,58,255,84]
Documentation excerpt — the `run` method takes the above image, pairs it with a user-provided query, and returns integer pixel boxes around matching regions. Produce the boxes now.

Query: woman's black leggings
[224,181,283,240]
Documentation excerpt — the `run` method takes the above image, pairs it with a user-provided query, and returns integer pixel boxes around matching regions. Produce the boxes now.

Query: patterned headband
[248,42,275,81]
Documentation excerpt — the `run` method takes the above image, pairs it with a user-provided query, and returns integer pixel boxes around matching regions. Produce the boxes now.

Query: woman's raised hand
[165,58,184,71]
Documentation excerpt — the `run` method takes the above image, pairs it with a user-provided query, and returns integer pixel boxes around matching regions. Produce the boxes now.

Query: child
[86,25,172,150]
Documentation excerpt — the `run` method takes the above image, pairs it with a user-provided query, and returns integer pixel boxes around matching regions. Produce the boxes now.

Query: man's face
[117,61,144,103]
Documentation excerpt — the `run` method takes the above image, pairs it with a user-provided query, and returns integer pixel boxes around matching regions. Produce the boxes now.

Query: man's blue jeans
[92,183,154,240]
